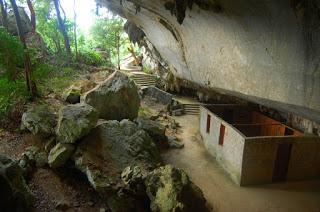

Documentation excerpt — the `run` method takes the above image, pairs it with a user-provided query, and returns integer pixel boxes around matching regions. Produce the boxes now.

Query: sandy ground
[161,115,320,212]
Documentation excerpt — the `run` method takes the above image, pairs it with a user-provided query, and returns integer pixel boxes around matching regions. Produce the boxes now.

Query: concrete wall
[287,137,320,181]
[200,106,320,186]
[200,106,245,184]
[241,138,279,185]
[241,136,320,185]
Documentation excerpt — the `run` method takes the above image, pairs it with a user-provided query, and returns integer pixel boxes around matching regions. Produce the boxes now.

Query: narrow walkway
[161,115,320,212]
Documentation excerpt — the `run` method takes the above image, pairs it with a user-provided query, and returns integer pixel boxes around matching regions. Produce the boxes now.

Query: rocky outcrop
[135,117,166,142]
[73,119,161,193]
[19,146,48,174]
[21,104,57,138]
[145,165,208,212]
[7,7,32,36]
[124,21,145,44]
[56,103,98,144]
[97,0,320,122]
[0,155,34,211]
[83,71,140,121]
[48,143,75,168]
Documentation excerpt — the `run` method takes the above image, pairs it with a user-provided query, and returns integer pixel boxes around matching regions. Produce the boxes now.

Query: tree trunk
[53,0,71,55]
[9,0,37,98]
[128,44,140,66]
[26,0,36,32]
[53,37,61,53]
[73,0,78,59]
[0,0,8,29]
[117,34,120,70]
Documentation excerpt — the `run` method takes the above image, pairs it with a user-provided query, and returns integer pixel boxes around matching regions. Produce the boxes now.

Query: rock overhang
[95,0,320,121]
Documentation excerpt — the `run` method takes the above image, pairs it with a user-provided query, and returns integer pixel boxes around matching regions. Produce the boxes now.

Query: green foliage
[32,63,76,93]
[0,27,24,80]
[77,51,104,66]
[0,62,77,120]
[34,0,74,54]
[90,16,131,65]
[143,64,153,74]
[0,77,30,119]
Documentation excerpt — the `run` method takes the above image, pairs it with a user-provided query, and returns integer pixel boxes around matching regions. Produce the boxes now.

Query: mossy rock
[83,71,140,121]
[56,103,99,144]
[145,165,209,212]
[21,104,57,138]
[48,143,75,168]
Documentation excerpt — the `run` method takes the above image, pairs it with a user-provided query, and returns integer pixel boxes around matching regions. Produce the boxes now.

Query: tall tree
[9,0,37,97]
[26,0,36,32]
[53,0,71,55]
[0,0,8,28]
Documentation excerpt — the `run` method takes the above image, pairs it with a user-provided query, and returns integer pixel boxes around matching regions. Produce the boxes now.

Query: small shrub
[0,27,24,80]
[143,64,153,74]
[78,51,104,66]
[0,77,30,120]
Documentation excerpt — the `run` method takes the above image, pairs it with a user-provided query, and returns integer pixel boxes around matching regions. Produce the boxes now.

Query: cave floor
[161,115,320,212]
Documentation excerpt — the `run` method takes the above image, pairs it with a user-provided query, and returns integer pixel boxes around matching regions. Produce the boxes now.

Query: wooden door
[272,143,292,182]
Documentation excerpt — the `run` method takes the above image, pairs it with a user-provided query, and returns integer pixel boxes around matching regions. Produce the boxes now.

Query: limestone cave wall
[96,0,320,121]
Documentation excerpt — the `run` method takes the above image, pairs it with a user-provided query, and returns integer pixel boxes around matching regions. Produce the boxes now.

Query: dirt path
[161,115,320,212]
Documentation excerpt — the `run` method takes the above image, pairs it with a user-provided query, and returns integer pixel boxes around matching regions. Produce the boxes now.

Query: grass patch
[0,77,31,120]
[0,63,78,121]
[138,105,153,118]
[34,64,77,94]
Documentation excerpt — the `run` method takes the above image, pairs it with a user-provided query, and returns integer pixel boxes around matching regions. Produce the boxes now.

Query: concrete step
[134,82,156,87]
[133,80,156,83]
[184,108,199,110]
[183,104,200,107]
[134,83,156,85]
[134,80,156,83]
[131,74,155,77]
[184,107,199,110]
[131,77,156,81]
[132,78,156,82]
[184,112,199,115]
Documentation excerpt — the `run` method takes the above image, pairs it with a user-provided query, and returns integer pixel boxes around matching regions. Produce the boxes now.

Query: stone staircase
[129,72,157,87]
[183,104,200,115]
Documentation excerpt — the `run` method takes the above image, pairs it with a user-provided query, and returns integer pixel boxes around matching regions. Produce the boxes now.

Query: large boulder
[73,119,161,195]
[7,7,32,36]
[135,117,166,142]
[48,143,75,168]
[83,71,140,121]
[145,165,209,212]
[56,103,98,144]
[0,155,34,211]
[21,104,57,138]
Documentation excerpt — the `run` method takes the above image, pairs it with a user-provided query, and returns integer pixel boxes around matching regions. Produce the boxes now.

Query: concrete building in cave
[199,105,320,186]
